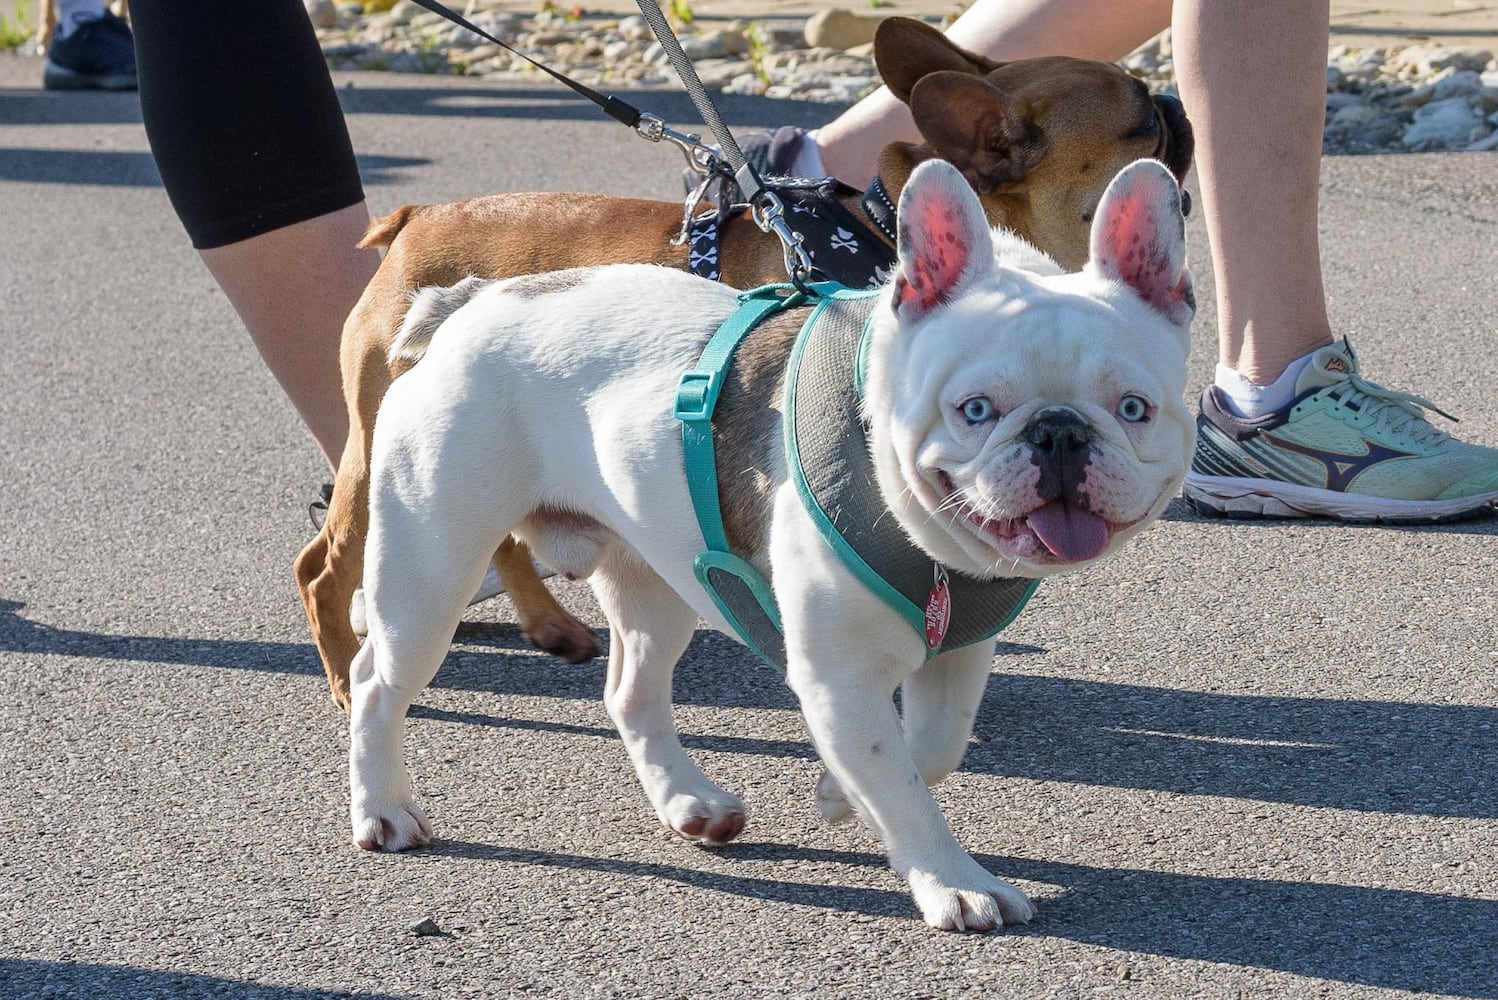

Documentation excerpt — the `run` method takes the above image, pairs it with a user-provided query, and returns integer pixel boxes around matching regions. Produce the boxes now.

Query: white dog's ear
[1087,159,1195,327]
[892,158,996,324]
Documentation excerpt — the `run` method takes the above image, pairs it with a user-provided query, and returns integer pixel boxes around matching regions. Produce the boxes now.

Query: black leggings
[132,1,365,249]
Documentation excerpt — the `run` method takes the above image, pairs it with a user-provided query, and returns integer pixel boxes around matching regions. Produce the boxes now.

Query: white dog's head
[864,157,1195,579]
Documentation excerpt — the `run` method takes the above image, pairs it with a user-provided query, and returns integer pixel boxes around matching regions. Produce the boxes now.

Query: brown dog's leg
[492,537,599,663]
[294,463,369,710]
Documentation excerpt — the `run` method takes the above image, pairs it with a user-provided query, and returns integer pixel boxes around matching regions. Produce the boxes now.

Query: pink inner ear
[897,195,971,314]
[1099,186,1182,314]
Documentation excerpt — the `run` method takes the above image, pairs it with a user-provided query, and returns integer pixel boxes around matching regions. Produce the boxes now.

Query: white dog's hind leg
[348,638,436,852]
[349,459,508,852]
[815,642,996,824]
[593,558,747,845]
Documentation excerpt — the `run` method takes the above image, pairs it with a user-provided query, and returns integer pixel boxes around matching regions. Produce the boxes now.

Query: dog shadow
[6,598,1494,992]
[429,839,1496,996]
[4,598,1493,821]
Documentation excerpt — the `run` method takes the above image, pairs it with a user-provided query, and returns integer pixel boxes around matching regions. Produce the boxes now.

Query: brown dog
[294,16,1194,710]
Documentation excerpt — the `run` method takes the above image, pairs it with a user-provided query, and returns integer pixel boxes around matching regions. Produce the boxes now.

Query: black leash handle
[403,0,643,128]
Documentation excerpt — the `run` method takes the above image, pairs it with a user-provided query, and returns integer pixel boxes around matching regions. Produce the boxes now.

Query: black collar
[859,175,900,244]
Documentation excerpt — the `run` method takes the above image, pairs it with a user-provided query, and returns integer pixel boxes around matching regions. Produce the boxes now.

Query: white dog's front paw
[660,790,747,845]
[814,769,855,824]
[351,794,432,852]
[908,861,1034,933]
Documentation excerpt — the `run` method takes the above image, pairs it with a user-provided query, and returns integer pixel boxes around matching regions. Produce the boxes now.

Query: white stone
[804,9,886,51]
[1330,102,1382,126]
[1423,47,1494,74]
[1466,128,1498,151]
[1402,96,1484,149]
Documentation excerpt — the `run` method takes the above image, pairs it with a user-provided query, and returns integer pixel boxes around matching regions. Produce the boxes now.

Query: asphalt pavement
[1,49,1496,1000]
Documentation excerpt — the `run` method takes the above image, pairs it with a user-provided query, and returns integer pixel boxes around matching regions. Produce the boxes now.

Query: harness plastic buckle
[674,369,720,423]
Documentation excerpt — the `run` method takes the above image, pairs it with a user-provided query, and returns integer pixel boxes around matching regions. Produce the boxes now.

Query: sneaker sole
[43,65,137,91]
[1184,473,1498,524]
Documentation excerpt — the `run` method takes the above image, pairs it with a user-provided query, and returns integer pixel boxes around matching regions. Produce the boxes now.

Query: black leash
[629,2,815,287]
[400,0,816,288]
[404,0,642,128]
[401,0,724,180]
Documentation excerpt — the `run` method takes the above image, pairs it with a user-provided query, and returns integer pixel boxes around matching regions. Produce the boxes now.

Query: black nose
[1025,408,1094,501]
[1151,93,1195,192]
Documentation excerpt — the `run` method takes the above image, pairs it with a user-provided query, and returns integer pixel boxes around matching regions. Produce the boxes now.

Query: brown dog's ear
[908,72,1047,194]
[875,16,1002,102]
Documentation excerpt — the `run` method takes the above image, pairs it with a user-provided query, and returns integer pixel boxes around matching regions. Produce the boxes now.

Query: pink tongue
[1026,500,1110,562]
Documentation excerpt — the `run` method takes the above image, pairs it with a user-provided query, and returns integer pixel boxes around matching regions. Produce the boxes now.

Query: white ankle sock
[796,129,828,180]
[55,0,108,39]
[1214,352,1315,418]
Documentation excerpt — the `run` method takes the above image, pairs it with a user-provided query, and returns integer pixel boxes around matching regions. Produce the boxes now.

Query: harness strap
[674,285,805,552]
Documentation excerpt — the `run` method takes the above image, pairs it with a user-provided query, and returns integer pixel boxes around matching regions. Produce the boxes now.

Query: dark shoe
[43,12,137,91]
[308,483,334,531]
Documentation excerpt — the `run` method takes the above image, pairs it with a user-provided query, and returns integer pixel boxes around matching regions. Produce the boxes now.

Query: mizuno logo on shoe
[1261,432,1416,492]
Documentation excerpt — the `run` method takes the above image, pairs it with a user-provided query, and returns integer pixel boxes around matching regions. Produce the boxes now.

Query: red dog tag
[924,564,951,649]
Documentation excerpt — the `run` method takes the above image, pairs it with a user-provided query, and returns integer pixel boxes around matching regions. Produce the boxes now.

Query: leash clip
[750,190,816,292]
[636,112,720,175]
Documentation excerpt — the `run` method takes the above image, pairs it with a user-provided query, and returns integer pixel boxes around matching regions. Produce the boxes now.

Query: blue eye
[960,396,996,424]
[1118,395,1151,423]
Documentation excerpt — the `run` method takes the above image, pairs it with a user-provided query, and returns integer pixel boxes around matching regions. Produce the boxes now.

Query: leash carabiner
[750,190,816,294]
[634,112,720,176]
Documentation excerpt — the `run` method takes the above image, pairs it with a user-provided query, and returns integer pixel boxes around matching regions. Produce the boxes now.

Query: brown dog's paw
[526,617,601,663]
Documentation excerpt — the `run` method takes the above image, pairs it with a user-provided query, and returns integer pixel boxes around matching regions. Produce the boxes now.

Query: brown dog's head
[875,17,1194,272]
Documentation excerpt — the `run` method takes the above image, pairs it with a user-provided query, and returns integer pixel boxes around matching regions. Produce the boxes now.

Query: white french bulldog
[348,158,1195,932]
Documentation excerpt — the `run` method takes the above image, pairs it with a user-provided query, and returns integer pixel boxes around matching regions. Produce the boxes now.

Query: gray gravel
[305,1,1498,152]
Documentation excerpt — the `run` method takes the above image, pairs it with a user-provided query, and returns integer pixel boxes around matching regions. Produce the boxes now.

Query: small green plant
[745,21,770,89]
[538,0,583,20]
[865,0,893,8]
[0,0,36,51]
[669,0,694,29]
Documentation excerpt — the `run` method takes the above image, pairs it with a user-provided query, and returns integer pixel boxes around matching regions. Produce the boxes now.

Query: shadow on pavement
[0,148,430,187]
[1001,853,1498,997]
[424,841,1498,996]
[3,598,1493,818]
[0,960,406,1000]
[973,672,1498,819]
[0,79,831,129]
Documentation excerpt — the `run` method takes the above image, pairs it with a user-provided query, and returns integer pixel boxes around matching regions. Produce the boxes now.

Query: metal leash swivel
[750,189,817,294]
[633,112,720,176]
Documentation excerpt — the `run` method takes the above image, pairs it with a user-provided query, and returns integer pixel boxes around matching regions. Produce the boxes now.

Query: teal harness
[674,283,1039,671]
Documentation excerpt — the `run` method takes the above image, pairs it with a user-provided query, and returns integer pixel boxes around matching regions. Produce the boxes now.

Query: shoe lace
[1322,351,1457,448]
